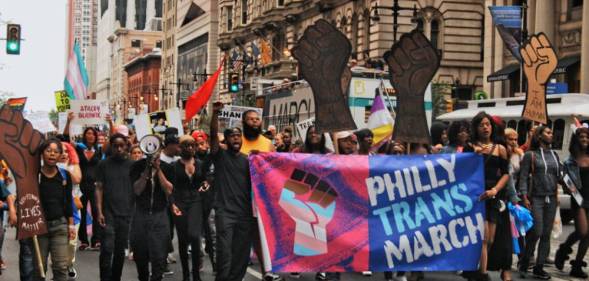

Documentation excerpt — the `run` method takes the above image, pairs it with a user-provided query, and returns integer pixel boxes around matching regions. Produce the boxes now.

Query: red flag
[185,59,225,121]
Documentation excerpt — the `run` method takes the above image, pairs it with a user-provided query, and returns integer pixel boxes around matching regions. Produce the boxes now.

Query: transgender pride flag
[64,42,89,100]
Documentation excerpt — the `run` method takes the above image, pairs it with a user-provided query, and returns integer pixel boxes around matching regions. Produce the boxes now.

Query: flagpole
[520,1,528,97]
[33,235,46,278]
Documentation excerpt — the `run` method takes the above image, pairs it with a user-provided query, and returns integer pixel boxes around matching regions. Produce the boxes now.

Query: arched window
[431,19,440,49]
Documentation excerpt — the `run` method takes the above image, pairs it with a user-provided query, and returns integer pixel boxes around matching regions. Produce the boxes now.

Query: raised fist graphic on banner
[279,168,338,256]
[384,30,440,145]
[520,33,558,124]
[0,105,47,239]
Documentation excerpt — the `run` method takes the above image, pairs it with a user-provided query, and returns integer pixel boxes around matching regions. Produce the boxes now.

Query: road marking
[247,267,263,279]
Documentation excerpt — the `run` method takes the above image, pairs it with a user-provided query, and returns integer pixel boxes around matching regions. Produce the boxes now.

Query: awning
[554,55,580,74]
[487,63,519,82]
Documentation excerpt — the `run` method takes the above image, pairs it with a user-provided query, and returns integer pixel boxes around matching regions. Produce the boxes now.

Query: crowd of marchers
[0,105,588,281]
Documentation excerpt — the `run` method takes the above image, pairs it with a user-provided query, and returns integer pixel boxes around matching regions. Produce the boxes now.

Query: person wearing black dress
[463,112,511,281]
[167,135,207,281]
[555,126,589,278]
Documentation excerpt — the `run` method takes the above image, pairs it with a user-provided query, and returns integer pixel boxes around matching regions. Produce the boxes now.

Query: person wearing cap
[335,131,358,155]
[210,102,257,281]
[160,127,180,272]
[192,130,217,272]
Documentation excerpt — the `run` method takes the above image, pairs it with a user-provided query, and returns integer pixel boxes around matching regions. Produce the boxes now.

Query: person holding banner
[555,126,589,278]
[210,102,257,281]
[518,125,563,280]
[463,112,511,281]
[35,138,77,281]
[238,110,282,281]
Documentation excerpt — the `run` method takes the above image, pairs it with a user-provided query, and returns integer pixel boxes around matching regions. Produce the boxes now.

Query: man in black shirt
[95,134,134,281]
[130,154,173,281]
[210,102,256,281]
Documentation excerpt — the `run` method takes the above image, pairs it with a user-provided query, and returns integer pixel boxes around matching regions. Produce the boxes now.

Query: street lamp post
[371,0,418,43]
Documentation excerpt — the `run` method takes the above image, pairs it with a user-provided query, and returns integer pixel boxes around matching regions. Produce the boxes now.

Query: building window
[156,40,162,48]
[272,32,285,61]
[277,0,284,7]
[573,0,583,7]
[431,19,440,49]
[351,14,359,55]
[131,39,142,48]
[363,9,370,57]
[227,6,233,31]
[416,18,424,33]
[241,0,248,25]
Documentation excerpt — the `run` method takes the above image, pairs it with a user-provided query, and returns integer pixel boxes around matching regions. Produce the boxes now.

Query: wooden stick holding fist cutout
[520,33,558,124]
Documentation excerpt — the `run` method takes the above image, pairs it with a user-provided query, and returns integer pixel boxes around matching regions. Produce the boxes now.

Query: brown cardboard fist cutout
[384,30,440,145]
[0,105,47,239]
[520,33,558,124]
[292,19,357,133]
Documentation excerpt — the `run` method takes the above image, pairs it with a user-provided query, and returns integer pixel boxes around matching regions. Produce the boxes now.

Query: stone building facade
[217,0,486,102]
[484,0,589,98]
[160,0,178,109]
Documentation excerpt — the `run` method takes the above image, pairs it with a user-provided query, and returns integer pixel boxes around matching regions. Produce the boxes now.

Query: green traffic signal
[6,24,21,55]
[230,83,239,93]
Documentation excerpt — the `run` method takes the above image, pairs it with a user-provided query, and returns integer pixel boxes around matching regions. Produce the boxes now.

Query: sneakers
[289,272,301,279]
[90,242,101,251]
[362,271,372,276]
[67,266,78,279]
[315,272,327,281]
[532,265,551,280]
[264,273,284,281]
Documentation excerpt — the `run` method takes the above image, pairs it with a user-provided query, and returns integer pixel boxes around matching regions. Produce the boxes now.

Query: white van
[437,93,589,222]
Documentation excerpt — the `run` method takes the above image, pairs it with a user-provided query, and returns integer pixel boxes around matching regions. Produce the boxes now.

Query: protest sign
[0,105,47,239]
[69,99,109,126]
[520,33,557,124]
[250,152,485,272]
[219,105,262,129]
[292,19,357,132]
[384,30,440,145]
[55,90,70,112]
[296,117,315,140]
[134,108,185,140]
[25,111,57,134]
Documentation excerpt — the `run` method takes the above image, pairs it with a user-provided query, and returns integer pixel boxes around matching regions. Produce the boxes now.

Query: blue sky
[0,0,67,112]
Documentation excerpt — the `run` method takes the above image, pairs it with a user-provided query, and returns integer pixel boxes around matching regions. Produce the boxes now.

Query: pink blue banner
[249,152,485,272]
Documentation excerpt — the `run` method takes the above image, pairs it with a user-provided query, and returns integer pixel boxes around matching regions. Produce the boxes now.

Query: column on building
[581,2,589,92]
[526,0,535,35]
[534,0,554,42]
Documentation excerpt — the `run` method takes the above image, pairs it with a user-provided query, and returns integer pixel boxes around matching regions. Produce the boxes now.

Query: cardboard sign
[0,105,47,239]
[383,30,440,145]
[55,90,70,112]
[219,105,263,129]
[292,19,357,132]
[25,111,57,134]
[69,99,109,126]
[135,107,185,140]
[296,117,315,140]
[520,33,558,124]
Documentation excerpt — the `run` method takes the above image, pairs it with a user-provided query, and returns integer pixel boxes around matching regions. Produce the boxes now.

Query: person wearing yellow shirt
[240,110,275,155]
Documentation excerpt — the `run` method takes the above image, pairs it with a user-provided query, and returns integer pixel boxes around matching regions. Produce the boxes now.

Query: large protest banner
[250,153,485,272]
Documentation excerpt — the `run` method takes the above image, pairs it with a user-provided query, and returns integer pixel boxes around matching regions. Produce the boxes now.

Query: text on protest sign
[218,106,262,128]
[249,153,485,272]
[69,100,109,126]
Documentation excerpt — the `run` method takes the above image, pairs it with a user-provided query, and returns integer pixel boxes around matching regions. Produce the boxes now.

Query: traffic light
[229,74,239,93]
[6,24,21,55]
[445,98,453,113]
